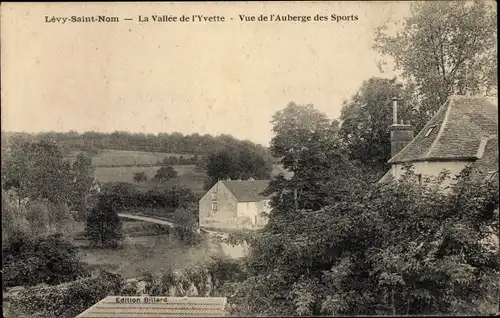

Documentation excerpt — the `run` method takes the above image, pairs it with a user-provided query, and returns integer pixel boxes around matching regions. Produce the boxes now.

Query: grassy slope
[86,149,292,196]
[67,149,194,167]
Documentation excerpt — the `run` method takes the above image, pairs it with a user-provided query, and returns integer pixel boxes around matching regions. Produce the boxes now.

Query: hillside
[74,149,291,196]
[66,149,195,167]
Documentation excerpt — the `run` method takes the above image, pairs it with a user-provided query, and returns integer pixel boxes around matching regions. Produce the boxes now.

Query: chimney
[390,97,414,157]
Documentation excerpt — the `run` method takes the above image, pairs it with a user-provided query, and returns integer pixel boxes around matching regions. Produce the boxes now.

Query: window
[424,125,436,137]
[416,173,422,185]
[211,201,218,212]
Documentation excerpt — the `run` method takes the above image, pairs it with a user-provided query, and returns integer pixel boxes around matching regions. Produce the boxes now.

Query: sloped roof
[378,169,393,184]
[470,136,499,182]
[389,95,498,164]
[222,180,271,202]
[76,296,227,317]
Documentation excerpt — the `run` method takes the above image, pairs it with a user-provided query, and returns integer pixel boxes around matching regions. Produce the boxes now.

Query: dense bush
[2,189,78,243]
[133,171,148,183]
[9,270,123,317]
[2,233,90,288]
[154,166,178,182]
[160,155,200,166]
[99,183,198,211]
[228,167,499,316]
[145,255,247,297]
[85,196,124,248]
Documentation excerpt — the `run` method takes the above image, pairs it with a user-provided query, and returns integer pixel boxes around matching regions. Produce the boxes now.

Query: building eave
[390,156,478,164]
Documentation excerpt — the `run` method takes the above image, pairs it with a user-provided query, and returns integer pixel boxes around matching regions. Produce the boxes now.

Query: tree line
[99,182,198,211]
[1,140,96,217]
[1,130,273,160]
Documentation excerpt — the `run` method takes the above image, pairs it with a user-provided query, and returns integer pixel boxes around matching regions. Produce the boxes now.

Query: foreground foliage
[9,271,123,318]
[3,233,90,289]
[229,168,499,316]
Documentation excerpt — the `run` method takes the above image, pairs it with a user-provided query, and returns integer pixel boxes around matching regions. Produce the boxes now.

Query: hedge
[9,271,123,318]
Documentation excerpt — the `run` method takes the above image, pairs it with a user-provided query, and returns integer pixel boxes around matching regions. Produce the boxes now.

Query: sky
[1,2,411,146]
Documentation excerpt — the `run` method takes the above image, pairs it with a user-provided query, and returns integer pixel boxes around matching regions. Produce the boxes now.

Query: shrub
[133,171,148,183]
[154,166,178,182]
[2,233,90,288]
[2,189,77,243]
[85,196,124,248]
[9,270,123,317]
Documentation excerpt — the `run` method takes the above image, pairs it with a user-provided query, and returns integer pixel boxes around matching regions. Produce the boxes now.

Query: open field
[80,234,215,279]
[94,165,199,183]
[95,163,290,196]
[67,149,194,167]
[95,165,206,195]
[68,148,292,196]
[96,164,291,184]
[71,219,216,279]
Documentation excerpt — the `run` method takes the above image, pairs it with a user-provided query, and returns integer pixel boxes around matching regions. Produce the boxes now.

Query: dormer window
[424,125,436,137]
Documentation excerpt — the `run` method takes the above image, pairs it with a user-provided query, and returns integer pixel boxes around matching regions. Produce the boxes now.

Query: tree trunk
[391,290,396,316]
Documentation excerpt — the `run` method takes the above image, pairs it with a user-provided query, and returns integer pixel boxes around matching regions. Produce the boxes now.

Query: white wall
[236,199,270,229]
[199,182,239,230]
[392,160,473,188]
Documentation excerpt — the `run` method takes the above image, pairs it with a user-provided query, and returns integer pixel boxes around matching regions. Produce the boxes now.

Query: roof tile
[389,95,498,163]
[222,180,271,202]
[76,296,227,317]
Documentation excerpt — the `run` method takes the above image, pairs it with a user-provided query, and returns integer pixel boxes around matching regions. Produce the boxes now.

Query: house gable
[199,181,239,230]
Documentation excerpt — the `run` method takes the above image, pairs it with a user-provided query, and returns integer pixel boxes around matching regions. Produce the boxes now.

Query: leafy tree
[104,182,140,208]
[374,1,497,131]
[172,202,198,227]
[339,77,414,178]
[68,152,95,216]
[266,102,364,223]
[154,166,178,182]
[85,196,124,248]
[229,167,499,316]
[204,146,272,190]
[172,202,201,245]
[2,189,76,243]
[133,171,148,183]
[165,186,197,209]
[2,233,90,288]
[1,140,72,204]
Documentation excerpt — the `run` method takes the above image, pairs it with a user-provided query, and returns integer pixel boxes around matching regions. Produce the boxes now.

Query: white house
[380,95,498,186]
[199,179,272,231]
